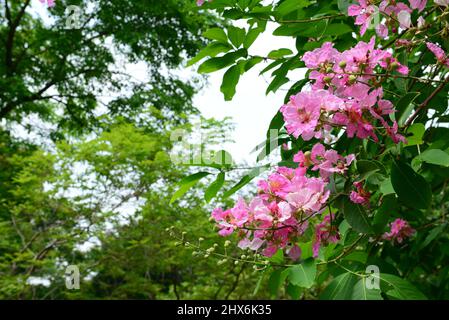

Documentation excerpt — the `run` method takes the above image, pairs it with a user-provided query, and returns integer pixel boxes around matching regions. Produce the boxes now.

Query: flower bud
[323,76,332,84]
[390,61,399,70]
[339,60,347,69]
[348,75,357,84]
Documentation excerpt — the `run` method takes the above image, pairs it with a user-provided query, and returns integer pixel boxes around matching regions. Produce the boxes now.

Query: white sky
[191,22,304,164]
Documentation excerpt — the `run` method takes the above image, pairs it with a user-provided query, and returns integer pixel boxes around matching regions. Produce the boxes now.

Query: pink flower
[281,90,343,141]
[302,42,340,69]
[281,91,322,140]
[426,42,449,67]
[348,2,379,36]
[349,181,371,205]
[294,143,355,179]
[39,0,55,7]
[238,237,264,250]
[313,215,340,258]
[397,10,412,29]
[211,198,250,236]
[409,0,427,12]
[383,218,416,244]
[435,0,449,7]
[386,121,407,144]
[197,0,212,6]
[286,176,330,214]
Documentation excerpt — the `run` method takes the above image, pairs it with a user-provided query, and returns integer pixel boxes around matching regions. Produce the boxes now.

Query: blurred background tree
[0,0,270,299]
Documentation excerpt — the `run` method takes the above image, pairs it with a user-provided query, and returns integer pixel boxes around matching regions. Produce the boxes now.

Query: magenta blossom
[383,218,416,244]
[294,143,355,179]
[409,0,427,12]
[426,42,449,67]
[349,181,371,205]
[281,90,343,141]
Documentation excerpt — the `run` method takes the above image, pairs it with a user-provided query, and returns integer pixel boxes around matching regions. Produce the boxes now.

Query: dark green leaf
[220,65,241,101]
[391,160,431,209]
[343,199,372,233]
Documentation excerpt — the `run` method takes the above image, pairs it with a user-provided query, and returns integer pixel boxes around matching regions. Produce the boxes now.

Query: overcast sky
[191,22,305,165]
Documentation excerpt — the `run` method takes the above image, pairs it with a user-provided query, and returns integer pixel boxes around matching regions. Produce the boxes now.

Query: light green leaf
[320,272,358,300]
[351,278,383,300]
[405,123,425,146]
[187,42,232,66]
[198,49,247,74]
[288,259,316,288]
[170,172,211,204]
[227,26,246,48]
[203,28,229,43]
[415,149,449,167]
[380,274,427,300]
[267,48,293,59]
[204,172,225,203]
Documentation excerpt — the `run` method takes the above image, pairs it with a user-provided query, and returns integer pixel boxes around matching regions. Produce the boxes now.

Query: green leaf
[276,0,311,17]
[419,224,446,250]
[243,27,263,49]
[204,172,225,203]
[379,274,427,300]
[203,28,229,43]
[343,199,372,233]
[222,165,269,198]
[372,194,396,233]
[338,0,352,14]
[220,65,241,101]
[379,178,395,195]
[227,26,246,48]
[405,123,425,147]
[187,42,232,66]
[391,160,431,209]
[267,48,293,59]
[170,172,211,204]
[397,92,420,125]
[351,278,383,300]
[198,49,247,73]
[243,56,263,72]
[322,23,353,37]
[320,272,358,300]
[415,149,449,167]
[266,75,289,94]
[288,259,316,288]
[273,21,326,37]
[286,283,303,300]
[268,269,284,297]
[357,160,387,175]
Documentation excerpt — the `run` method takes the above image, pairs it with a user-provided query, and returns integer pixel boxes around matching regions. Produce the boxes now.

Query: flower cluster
[426,42,449,67]
[282,38,407,144]
[348,0,429,39]
[349,181,371,205]
[211,144,354,260]
[382,218,416,243]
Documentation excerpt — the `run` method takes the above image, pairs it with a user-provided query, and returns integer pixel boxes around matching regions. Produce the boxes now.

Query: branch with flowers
[172,0,449,300]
